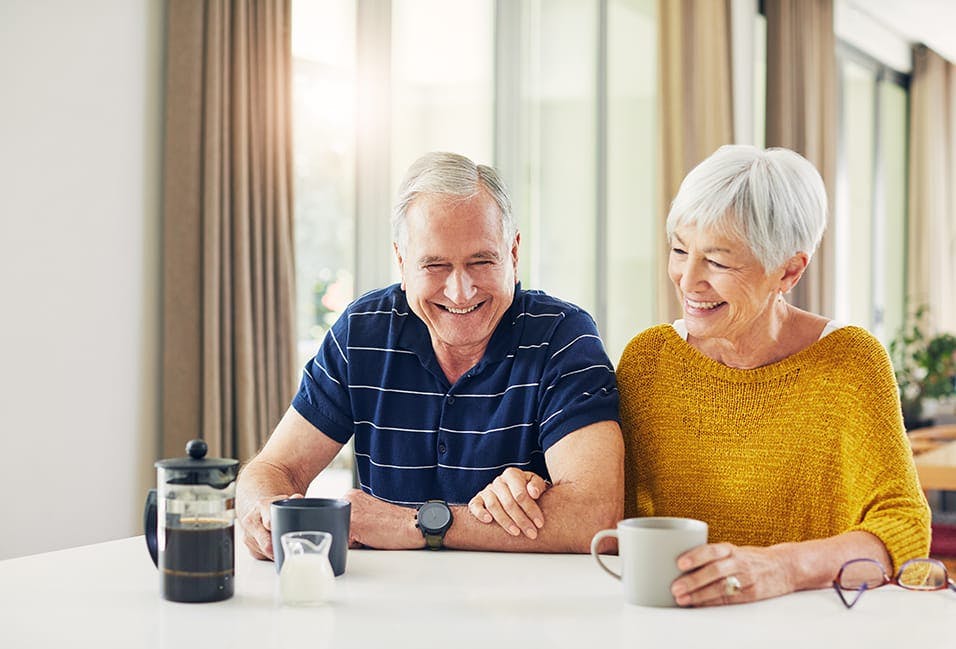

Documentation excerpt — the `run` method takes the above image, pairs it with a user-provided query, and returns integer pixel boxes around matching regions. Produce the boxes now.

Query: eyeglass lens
[836,559,886,590]
[836,558,949,592]
[898,560,949,590]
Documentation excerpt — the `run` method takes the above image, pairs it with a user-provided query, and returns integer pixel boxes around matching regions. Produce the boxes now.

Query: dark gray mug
[271,498,351,576]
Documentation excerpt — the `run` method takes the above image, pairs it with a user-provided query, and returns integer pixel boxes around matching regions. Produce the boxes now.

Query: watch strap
[423,532,445,550]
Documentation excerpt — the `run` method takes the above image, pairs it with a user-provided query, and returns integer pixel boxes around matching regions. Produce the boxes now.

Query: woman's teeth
[687,299,723,310]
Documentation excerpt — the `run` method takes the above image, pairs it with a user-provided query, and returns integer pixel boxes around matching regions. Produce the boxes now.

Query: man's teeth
[687,299,723,310]
[445,304,479,315]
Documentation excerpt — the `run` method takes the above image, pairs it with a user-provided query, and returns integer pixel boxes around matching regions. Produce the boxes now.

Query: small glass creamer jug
[279,531,336,606]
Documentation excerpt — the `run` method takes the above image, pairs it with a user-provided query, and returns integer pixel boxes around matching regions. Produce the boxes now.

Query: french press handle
[144,489,158,567]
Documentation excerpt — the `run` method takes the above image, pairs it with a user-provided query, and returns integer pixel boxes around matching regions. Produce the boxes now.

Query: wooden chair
[909,425,956,491]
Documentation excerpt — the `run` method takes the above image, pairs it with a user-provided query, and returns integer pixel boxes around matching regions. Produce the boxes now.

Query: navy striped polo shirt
[292,283,620,507]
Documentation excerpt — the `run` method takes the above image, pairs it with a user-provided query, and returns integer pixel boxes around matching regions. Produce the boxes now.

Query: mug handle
[144,489,158,567]
[590,529,620,580]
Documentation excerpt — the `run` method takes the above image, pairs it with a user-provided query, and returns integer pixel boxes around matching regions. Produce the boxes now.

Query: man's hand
[343,488,425,550]
[467,468,550,539]
[238,492,304,560]
[235,407,345,560]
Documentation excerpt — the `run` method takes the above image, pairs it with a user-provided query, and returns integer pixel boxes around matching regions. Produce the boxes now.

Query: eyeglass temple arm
[833,580,869,609]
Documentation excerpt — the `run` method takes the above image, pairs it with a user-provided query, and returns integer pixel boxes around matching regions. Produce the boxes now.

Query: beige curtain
[657,0,735,322]
[908,45,956,333]
[764,0,837,317]
[162,0,297,462]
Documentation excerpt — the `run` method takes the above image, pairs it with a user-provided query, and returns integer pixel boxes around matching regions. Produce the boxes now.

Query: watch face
[419,502,451,531]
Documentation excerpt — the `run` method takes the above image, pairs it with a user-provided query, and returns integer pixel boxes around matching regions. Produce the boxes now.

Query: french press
[144,439,239,603]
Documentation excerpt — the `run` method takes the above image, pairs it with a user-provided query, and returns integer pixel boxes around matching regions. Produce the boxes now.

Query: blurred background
[1,0,954,560]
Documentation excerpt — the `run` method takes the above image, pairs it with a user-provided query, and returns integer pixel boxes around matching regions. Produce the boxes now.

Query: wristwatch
[416,500,453,550]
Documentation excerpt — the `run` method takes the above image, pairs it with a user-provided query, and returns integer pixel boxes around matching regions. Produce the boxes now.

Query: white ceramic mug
[591,517,708,607]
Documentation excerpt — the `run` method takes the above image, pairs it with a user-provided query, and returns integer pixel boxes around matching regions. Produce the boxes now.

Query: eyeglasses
[832,557,956,609]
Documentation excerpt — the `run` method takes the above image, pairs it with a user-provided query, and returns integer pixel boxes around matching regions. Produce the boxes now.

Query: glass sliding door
[835,44,909,343]
[291,0,358,365]
[606,0,658,360]
[874,79,907,342]
[391,0,495,191]
[497,0,659,361]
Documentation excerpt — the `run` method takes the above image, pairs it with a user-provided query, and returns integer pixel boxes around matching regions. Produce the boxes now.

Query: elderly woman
[616,145,930,606]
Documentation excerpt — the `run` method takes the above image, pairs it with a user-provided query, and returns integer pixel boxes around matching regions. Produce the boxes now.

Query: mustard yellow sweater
[617,324,930,570]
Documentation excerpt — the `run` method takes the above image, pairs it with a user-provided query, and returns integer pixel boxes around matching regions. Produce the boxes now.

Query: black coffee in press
[160,519,234,603]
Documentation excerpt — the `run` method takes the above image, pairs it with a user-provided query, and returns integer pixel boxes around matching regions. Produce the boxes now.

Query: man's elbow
[568,490,623,554]
[597,490,624,529]
[606,491,625,528]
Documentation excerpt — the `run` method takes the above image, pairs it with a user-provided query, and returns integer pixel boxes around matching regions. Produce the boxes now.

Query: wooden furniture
[909,425,956,491]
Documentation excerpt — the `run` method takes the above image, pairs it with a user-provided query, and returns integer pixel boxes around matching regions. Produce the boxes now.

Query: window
[291,0,357,367]
[497,0,659,361]
[390,0,494,190]
[606,0,659,358]
[508,0,602,332]
[293,0,659,367]
[752,10,766,148]
[834,44,909,343]
[291,0,358,492]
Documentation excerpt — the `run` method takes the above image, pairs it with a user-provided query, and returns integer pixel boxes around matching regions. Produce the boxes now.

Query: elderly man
[237,152,623,556]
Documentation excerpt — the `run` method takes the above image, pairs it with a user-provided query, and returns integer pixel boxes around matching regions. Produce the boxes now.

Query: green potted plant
[889,306,956,430]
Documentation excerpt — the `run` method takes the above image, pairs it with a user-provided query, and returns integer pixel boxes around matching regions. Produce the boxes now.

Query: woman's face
[668,222,788,344]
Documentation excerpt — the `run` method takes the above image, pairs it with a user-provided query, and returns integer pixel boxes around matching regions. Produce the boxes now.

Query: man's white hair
[392,152,515,254]
[666,145,828,272]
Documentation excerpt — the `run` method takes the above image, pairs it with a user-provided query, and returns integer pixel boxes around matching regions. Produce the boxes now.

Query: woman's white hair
[665,145,828,272]
[392,151,515,254]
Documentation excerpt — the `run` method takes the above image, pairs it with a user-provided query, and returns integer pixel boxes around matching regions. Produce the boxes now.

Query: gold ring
[724,575,742,596]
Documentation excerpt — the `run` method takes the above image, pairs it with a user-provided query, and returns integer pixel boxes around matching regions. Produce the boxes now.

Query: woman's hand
[670,542,795,606]
[467,468,551,539]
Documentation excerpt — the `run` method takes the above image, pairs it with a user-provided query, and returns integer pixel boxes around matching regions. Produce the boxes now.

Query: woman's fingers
[466,469,552,538]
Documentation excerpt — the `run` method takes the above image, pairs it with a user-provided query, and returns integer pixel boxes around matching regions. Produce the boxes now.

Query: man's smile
[437,301,485,315]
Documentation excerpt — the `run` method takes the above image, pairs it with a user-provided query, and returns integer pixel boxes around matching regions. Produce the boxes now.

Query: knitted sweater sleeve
[840,329,931,571]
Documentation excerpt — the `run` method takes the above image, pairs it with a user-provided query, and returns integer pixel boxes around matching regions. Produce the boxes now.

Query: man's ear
[779,252,809,294]
[394,242,406,291]
[511,232,520,277]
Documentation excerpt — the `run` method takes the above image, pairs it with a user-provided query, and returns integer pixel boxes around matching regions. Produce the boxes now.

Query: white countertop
[1,536,951,648]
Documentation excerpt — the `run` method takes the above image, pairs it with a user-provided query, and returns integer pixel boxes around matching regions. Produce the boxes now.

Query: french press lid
[155,439,239,488]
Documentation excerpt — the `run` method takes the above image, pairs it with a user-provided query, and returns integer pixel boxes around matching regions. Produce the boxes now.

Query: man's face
[395,190,519,359]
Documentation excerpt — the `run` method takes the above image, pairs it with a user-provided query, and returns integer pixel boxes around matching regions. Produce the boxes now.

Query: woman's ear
[779,252,810,294]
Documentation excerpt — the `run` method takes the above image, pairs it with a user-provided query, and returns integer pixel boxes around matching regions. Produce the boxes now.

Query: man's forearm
[349,484,621,552]
[442,422,625,553]
[236,459,305,515]
[444,483,622,553]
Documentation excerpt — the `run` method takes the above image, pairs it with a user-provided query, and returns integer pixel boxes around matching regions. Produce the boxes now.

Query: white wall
[0,0,164,559]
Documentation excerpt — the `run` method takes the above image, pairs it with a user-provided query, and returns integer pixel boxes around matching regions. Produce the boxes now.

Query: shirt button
[446,396,455,405]
[438,443,447,454]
